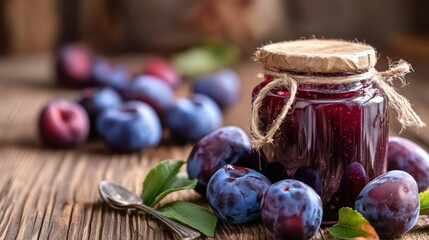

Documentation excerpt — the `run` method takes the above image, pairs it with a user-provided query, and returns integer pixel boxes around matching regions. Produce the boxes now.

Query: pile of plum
[39,44,241,151]
[187,126,429,240]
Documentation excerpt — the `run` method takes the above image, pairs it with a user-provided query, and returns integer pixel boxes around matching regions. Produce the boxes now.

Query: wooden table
[0,54,428,239]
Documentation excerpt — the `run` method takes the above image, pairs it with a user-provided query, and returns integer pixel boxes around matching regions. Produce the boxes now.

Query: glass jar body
[252,73,389,221]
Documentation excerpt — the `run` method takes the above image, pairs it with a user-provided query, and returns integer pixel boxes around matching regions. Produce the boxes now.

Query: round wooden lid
[254,39,377,73]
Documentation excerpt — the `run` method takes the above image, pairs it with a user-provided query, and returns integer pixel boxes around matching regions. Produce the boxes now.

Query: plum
[143,58,180,90]
[186,126,251,195]
[192,69,240,109]
[91,58,130,91]
[293,166,323,196]
[388,136,429,192]
[354,170,420,238]
[96,101,162,152]
[165,94,222,142]
[330,162,369,211]
[39,100,89,147]
[124,75,175,119]
[261,179,323,240]
[56,44,93,87]
[206,165,271,224]
[78,87,122,136]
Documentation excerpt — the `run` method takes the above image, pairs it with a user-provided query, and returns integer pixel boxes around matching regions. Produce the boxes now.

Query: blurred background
[0,0,428,57]
[0,0,428,144]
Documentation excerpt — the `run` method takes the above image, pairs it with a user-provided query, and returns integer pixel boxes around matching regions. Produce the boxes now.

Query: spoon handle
[130,203,201,240]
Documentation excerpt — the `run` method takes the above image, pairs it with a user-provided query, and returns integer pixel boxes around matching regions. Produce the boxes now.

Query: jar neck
[298,80,372,94]
[280,70,368,77]
[263,70,373,94]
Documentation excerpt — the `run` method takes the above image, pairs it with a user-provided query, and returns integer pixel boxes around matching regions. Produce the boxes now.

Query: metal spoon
[98,181,201,240]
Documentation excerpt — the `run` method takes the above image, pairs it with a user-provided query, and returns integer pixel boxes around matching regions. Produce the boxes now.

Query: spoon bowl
[99,181,142,207]
[98,181,201,240]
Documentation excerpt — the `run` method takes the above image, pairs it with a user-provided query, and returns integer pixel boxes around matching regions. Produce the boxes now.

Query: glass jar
[251,39,391,221]
[252,72,388,221]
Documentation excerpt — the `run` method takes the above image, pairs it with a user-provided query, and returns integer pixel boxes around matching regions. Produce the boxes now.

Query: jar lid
[254,39,377,73]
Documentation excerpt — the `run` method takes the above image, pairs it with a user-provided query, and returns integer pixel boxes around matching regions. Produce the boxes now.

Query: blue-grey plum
[206,165,271,224]
[92,58,130,91]
[192,69,240,109]
[96,101,162,152]
[354,170,420,238]
[187,126,251,195]
[124,75,175,119]
[388,136,429,192]
[166,94,222,142]
[261,179,323,240]
[78,87,122,136]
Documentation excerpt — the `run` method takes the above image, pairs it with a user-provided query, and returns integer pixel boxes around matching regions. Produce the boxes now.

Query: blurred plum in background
[39,100,89,148]
[142,58,181,90]
[77,87,122,137]
[56,44,93,87]
[91,58,131,92]
[192,69,241,109]
[96,101,162,152]
[124,76,175,120]
[165,94,222,143]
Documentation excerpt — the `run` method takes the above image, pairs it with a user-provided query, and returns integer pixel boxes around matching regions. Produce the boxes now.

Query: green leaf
[329,207,379,240]
[420,189,429,215]
[141,160,197,207]
[158,201,218,237]
[171,40,240,77]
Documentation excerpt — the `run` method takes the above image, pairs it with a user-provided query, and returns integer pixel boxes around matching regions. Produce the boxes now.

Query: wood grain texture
[0,55,428,239]
[3,0,58,53]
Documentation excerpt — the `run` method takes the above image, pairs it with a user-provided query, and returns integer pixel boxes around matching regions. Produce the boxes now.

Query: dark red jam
[252,73,388,221]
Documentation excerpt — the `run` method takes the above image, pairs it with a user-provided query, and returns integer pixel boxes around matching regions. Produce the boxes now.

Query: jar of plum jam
[250,39,424,221]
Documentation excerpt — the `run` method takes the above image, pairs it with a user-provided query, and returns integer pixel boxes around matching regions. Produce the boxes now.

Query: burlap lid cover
[254,39,377,73]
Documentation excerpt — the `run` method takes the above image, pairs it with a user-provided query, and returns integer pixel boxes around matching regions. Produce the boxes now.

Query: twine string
[250,60,425,148]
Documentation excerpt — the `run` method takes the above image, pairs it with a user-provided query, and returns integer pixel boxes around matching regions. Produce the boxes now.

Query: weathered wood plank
[0,55,428,240]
